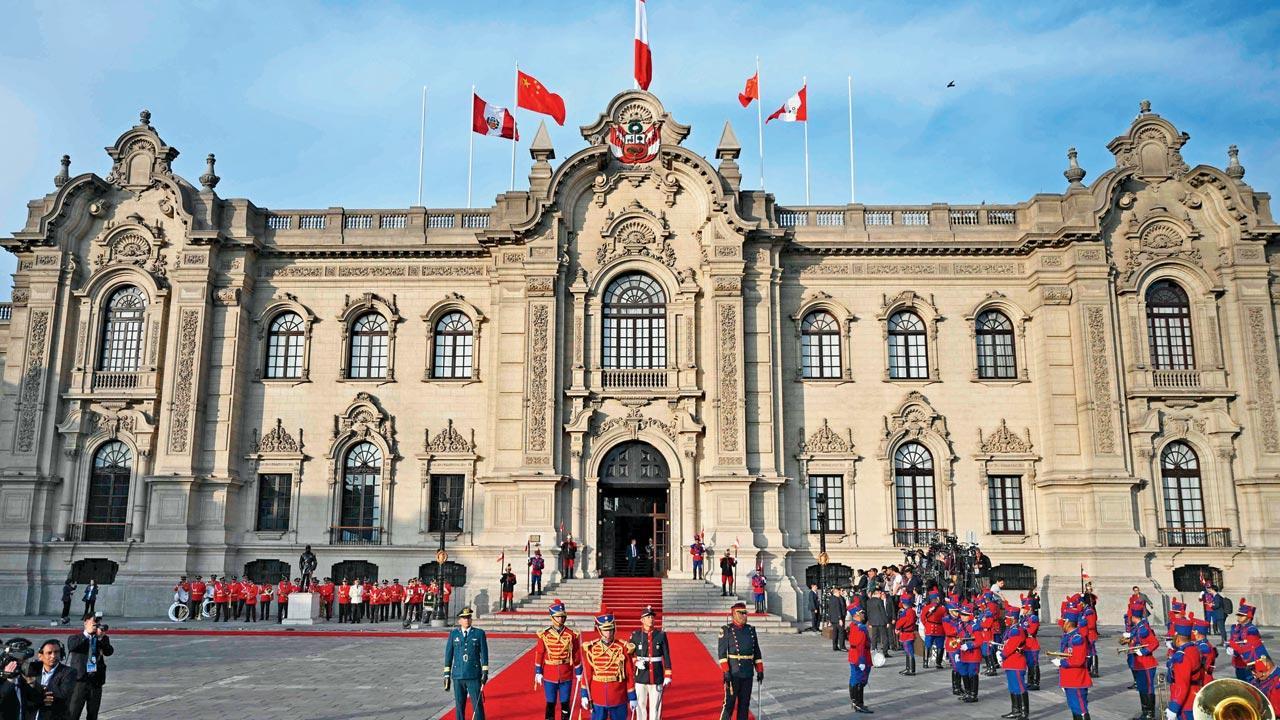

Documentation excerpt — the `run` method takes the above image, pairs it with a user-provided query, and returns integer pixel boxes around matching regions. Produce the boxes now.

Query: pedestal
[281,592,321,625]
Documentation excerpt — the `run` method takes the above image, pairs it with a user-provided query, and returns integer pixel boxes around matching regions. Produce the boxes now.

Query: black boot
[1027,664,1039,691]
[1089,655,1099,678]
[1143,693,1156,720]
[544,702,555,720]
[1020,693,1030,719]
[969,674,981,702]
[854,685,874,714]
[850,685,858,708]
[560,703,571,720]
[952,671,963,696]
[923,647,932,669]
[1001,693,1020,719]
[906,652,916,676]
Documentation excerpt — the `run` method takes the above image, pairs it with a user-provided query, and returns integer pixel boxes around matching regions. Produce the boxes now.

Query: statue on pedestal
[299,545,318,589]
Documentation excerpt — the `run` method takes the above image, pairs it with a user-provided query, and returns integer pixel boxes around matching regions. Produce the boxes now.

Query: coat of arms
[607,119,661,164]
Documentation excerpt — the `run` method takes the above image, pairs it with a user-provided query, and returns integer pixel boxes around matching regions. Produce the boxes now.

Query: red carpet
[437,632,753,720]
[602,577,663,633]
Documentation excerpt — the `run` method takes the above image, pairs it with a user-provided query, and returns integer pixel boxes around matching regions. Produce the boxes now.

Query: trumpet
[1115,646,1146,654]
[1044,650,1071,658]
[1193,677,1276,720]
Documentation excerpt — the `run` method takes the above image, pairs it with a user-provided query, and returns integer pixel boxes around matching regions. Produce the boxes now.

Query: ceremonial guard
[689,535,706,580]
[1191,618,1217,682]
[1052,606,1091,720]
[944,603,963,696]
[443,607,489,720]
[534,599,583,720]
[1123,603,1160,720]
[499,565,518,612]
[950,604,982,703]
[243,576,256,622]
[1082,596,1101,678]
[337,580,351,622]
[978,605,1000,676]
[581,610,637,720]
[998,604,1029,720]
[1252,656,1280,715]
[1165,615,1204,720]
[749,571,767,613]
[561,536,578,579]
[529,550,546,596]
[719,551,736,597]
[894,591,918,676]
[630,606,672,720]
[921,592,946,669]
[846,605,873,713]
[1226,599,1262,681]
[1020,598,1042,691]
[718,601,763,720]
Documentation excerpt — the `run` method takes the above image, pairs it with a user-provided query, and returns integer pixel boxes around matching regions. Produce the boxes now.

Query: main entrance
[597,441,670,577]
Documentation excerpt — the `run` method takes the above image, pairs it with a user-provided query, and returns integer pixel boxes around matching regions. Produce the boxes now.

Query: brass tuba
[1192,678,1276,720]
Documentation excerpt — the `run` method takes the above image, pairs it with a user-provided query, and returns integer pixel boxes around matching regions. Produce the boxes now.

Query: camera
[1,637,35,679]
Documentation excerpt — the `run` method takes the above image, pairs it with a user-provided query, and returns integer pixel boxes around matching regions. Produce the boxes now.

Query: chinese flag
[738,72,759,107]
[516,70,566,126]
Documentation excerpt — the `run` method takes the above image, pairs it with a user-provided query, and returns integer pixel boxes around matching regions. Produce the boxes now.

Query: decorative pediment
[337,292,400,324]
[332,393,393,444]
[595,406,678,442]
[798,419,855,455]
[252,418,302,455]
[91,215,167,277]
[595,202,676,268]
[424,419,476,455]
[580,90,690,147]
[1106,101,1190,180]
[879,391,952,458]
[977,419,1033,455]
[104,110,180,191]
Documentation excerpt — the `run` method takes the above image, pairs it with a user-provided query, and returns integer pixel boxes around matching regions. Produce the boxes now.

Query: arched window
[975,310,1016,379]
[1161,442,1206,545]
[98,286,147,372]
[801,310,841,379]
[1146,280,1195,370]
[338,442,382,543]
[602,273,666,369]
[893,442,936,538]
[432,312,474,379]
[888,311,928,379]
[85,441,131,541]
[264,312,305,379]
[348,313,389,379]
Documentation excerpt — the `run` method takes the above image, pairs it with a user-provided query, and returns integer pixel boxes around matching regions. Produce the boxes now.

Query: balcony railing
[893,527,950,547]
[1158,527,1231,547]
[0,303,11,321]
[1151,369,1202,389]
[69,522,129,542]
[329,526,384,545]
[601,369,668,390]
[91,371,140,390]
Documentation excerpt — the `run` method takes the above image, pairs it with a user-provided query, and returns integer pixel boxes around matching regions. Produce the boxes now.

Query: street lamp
[815,491,829,596]
[433,497,449,627]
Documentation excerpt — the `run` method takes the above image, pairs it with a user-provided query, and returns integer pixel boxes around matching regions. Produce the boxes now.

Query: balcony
[1158,527,1232,548]
[1151,370,1201,389]
[1129,368,1231,400]
[893,527,950,547]
[0,303,11,321]
[91,371,140,391]
[329,526,384,545]
[601,368,668,390]
[69,522,129,542]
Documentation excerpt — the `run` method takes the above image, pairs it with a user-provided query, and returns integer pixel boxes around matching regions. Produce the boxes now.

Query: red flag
[767,84,807,123]
[634,0,651,90]
[738,72,759,107]
[472,93,518,140]
[516,70,566,126]
[498,550,505,565]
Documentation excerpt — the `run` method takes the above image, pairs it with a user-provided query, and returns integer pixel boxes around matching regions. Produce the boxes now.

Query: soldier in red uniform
[188,576,206,621]
[689,535,706,581]
[535,599,583,720]
[1166,616,1204,720]
[922,592,946,669]
[1124,604,1161,720]
[943,603,963,696]
[581,610,636,720]
[276,577,294,623]
[1191,617,1217,682]
[212,575,230,622]
[894,591,918,676]
[499,565,518,612]
[319,577,335,621]
[999,605,1028,720]
[847,605,873,713]
[1052,606,1091,720]
[259,582,273,621]
[1227,599,1263,681]
[950,604,982,703]
[1252,656,1280,716]
[390,579,404,620]
[243,577,257,623]
[1020,598,1042,691]
[337,580,351,623]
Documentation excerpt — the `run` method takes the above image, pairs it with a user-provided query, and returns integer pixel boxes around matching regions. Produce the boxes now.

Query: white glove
[858,664,866,671]
[996,651,1004,663]
[1165,640,1173,649]
[1122,632,1131,639]
[534,675,543,686]
[1051,658,1062,668]
[1165,710,1177,720]
[961,643,972,652]
[1225,646,1235,657]
[663,677,671,687]
[629,701,638,711]
[581,697,590,711]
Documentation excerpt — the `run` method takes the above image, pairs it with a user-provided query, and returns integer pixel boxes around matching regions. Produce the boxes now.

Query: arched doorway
[598,441,670,577]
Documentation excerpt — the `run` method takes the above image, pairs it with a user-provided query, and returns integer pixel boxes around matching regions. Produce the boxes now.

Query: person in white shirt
[349,580,365,622]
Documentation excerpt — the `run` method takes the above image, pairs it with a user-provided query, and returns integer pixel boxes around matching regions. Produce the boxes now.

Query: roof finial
[139,109,152,126]
[200,153,220,191]
[1225,144,1245,181]
[1138,99,1151,115]
[54,154,70,188]
[1063,147,1086,188]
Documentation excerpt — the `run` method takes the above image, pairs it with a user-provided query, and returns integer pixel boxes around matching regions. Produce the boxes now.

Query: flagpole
[511,61,519,191]
[802,76,810,205]
[417,85,427,206]
[467,84,475,209]
[847,75,856,204]
[756,56,765,191]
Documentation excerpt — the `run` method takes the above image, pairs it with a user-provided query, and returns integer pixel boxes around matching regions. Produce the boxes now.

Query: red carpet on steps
[437,631,754,720]
[601,577,663,632]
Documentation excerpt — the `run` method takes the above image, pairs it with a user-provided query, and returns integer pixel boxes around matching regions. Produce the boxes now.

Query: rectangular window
[256,473,292,531]
[988,475,1024,535]
[807,475,845,533]
[428,474,465,532]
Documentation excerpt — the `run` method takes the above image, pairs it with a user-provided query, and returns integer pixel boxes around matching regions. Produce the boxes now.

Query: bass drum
[872,651,886,668]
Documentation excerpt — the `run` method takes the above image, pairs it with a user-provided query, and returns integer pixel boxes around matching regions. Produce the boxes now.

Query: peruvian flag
[634,0,652,90]
[767,84,807,123]
[516,70,566,126]
[472,93,518,140]
[738,72,759,107]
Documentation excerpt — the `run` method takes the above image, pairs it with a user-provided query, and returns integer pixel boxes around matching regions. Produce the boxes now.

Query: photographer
[1,638,39,720]
[66,618,112,720]
[31,639,75,720]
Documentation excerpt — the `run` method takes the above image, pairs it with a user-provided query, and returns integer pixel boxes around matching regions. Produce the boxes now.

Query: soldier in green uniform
[717,601,764,720]
[443,607,489,720]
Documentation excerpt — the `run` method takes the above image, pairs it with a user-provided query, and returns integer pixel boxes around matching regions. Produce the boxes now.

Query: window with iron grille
[348,313,389,378]
[602,273,666,369]
[988,475,1025,534]
[808,475,846,533]
[1146,280,1195,370]
[339,442,382,541]
[244,559,291,584]
[888,311,928,379]
[332,560,379,583]
[70,559,119,585]
[1172,564,1222,593]
[419,561,468,587]
[976,310,1017,379]
[255,474,292,531]
[428,474,465,532]
[804,563,853,589]
[98,286,146,371]
[801,311,841,379]
[1161,442,1205,530]
[265,312,305,379]
[432,312,474,378]
[86,441,131,532]
[989,563,1037,590]
[894,442,936,529]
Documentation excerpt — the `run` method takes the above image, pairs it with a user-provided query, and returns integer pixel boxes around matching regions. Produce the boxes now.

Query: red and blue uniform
[1254,662,1280,716]
[1056,612,1091,717]
[922,595,946,662]
[1000,619,1027,693]
[1228,599,1263,681]
[1166,617,1204,720]
[534,601,583,711]
[847,616,872,686]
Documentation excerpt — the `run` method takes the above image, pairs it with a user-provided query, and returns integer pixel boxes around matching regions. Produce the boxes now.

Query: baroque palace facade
[1,91,1278,621]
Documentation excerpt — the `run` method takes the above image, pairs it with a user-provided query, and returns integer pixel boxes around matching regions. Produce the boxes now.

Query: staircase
[659,578,799,634]
[601,577,662,633]
[471,578,602,634]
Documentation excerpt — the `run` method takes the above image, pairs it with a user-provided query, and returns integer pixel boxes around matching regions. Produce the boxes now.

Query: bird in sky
[946,80,956,88]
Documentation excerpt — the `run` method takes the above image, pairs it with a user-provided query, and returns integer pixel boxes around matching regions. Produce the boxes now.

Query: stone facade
[1,93,1278,622]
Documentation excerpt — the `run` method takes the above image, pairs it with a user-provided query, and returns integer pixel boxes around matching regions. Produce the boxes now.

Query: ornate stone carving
[1084,306,1116,454]
[799,419,855,454]
[214,288,241,306]
[1041,286,1072,305]
[799,263,851,276]
[1040,255,1064,268]
[16,311,50,453]
[597,407,678,442]
[881,392,951,449]
[977,419,1033,454]
[333,392,393,442]
[181,252,207,266]
[1139,220,1185,249]
[10,289,29,306]
[718,304,739,452]
[527,304,550,453]
[1246,306,1280,452]
[526,276,555,295]
[714,246,740,258]
[713,276,741,294]
[168,309,200,454]
[425,419,475,453]
[595,213,676,268]
[267,264,485,279]
[268,265,325,279]
[503,252,523,264]
[253,418,300,454]
[953,262,1020,275]
[867,263,936,275]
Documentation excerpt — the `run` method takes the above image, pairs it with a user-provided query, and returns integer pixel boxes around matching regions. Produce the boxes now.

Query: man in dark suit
[1,638,40,720]
[866,590,891,656]
[827,587,848,651]
[66,618,113,720]
[807,583,821,632]
[32,639,75,720]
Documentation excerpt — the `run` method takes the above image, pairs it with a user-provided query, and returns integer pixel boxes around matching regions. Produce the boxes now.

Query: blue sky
[1,1,1277,299]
